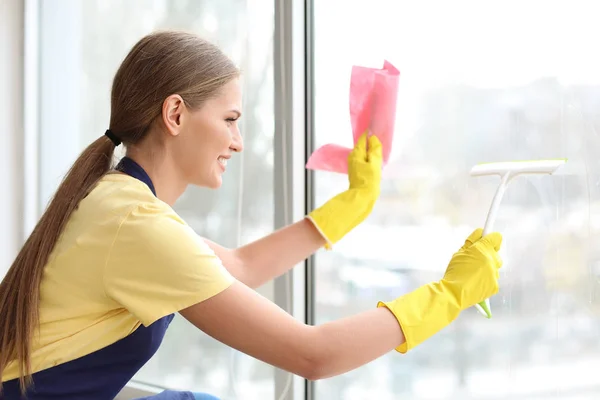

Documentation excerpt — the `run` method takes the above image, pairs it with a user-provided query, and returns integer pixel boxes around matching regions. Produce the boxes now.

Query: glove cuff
[305,215,333,250]
[377,281,461,354]
[307,189,376,250]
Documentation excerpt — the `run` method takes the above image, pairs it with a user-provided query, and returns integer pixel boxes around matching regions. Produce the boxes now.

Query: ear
[161,94,186,137]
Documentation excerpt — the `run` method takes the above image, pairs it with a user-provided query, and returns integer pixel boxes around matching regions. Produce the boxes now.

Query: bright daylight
[1,1,599,400]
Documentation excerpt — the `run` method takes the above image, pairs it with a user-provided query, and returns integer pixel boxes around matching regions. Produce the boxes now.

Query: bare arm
[205,133,381,288]
[179,280,404,381]
[203,218,325,288]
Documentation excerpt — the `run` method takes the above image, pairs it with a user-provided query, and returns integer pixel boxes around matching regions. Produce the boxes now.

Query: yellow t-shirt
[2,173,235,381]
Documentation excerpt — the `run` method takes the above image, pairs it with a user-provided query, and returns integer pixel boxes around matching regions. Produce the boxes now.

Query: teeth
[218,157,227,167]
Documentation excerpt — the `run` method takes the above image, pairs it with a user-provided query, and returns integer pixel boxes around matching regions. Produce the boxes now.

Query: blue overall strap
[115,156,157,196]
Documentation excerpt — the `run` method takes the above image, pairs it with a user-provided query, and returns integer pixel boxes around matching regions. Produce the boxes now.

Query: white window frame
[22,0,39,241]
[0,0,26,276]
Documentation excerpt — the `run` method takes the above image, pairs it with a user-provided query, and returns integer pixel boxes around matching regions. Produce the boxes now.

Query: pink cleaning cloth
[306,60,400,174]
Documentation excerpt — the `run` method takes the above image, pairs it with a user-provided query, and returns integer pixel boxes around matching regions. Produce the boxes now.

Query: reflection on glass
[314,1,600,399]
[39,1,274,398]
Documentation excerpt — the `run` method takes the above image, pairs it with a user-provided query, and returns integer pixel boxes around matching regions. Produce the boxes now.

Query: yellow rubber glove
[378,228,503,353]
[307,132,382,249]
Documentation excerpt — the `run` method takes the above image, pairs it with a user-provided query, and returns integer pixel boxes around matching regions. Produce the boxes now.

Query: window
[36,0,275,398]
[28,0,600,398]
[313,1,600,399]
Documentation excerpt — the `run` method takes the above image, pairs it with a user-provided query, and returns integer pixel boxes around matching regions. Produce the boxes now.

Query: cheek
[179,128,205,154]
[176,118,231,169]
[210,125,234,151]
[173,127,211,171]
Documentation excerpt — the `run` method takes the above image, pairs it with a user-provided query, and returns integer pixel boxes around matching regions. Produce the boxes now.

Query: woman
[0,31,503,400]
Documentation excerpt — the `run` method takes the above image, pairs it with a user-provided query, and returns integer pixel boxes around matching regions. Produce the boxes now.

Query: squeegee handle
[482,172,511,236]
[475,172,511,319]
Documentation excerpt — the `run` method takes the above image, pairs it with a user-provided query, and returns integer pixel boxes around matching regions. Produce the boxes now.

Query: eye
[226,117,238,126]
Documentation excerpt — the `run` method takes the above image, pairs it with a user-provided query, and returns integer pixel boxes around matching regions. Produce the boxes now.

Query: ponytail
[0,135,116,393]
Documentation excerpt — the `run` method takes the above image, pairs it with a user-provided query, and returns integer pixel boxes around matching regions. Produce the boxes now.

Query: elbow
[223,249,251,286]
[295,357,327,382]
[294,328,331,381]
[297,360,325,382]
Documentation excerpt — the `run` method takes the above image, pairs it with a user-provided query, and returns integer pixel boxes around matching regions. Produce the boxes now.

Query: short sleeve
[104,202,235,326]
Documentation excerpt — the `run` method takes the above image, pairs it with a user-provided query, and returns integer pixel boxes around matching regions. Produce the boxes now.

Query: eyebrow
[230,109,242,118]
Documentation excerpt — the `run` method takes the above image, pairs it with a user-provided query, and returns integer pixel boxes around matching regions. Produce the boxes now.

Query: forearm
[182,280,407,382]
[234,218,325,288]
[308,307,405,380]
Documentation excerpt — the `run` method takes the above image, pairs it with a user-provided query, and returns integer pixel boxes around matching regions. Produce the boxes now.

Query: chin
[192,170,224,189]
[191,176,222,190]
[206,176,223,189]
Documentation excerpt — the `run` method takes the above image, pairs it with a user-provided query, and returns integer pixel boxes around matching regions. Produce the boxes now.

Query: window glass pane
[314,1,600,398]
[38,0,274,398]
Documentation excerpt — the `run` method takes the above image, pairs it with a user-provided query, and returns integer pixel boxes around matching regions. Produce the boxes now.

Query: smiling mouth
[217,156,228,168]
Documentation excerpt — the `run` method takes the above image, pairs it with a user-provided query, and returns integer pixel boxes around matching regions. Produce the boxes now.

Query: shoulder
[72,173,163,230]
[83,173,213,268]
[85,173,187,231]
[99,175,235,326]
[98,175,231,284]
[113,188,196,251]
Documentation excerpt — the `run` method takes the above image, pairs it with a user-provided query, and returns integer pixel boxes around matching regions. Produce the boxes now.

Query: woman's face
[171,78,243,189]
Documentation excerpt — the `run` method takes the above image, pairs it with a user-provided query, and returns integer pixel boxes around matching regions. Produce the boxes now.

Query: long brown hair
[0,30,239,393]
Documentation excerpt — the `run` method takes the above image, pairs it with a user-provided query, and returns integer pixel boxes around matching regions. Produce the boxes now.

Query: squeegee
[469,159,567,318]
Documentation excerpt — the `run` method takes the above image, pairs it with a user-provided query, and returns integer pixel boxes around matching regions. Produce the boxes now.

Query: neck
[124,148,187,206]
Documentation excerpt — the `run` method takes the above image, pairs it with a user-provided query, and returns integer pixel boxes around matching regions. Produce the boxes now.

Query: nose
[230,126,243,153]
